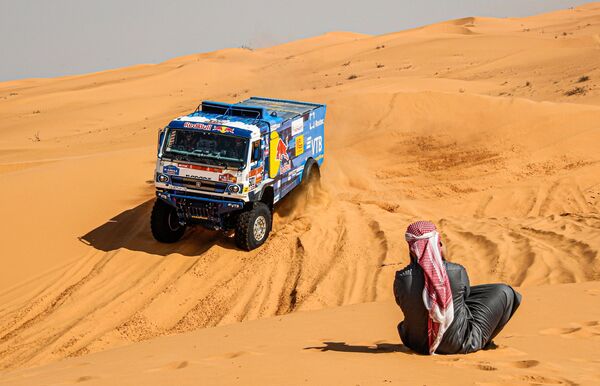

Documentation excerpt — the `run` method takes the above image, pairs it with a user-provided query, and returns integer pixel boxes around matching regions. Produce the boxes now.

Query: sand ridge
[0,2,599,381]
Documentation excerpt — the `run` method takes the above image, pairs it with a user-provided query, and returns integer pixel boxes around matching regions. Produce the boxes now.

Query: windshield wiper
[191,150,242,163]
[167,149,207,164]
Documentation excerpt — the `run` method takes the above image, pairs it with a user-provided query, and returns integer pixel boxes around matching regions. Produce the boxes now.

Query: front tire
[235,202,272,251]
[151,199,186,243]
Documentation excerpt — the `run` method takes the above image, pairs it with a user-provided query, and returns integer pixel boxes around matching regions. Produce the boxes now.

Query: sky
[0,0,590,81]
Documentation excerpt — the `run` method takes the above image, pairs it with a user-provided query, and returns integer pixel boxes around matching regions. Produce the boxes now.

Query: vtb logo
[311,136,323,155]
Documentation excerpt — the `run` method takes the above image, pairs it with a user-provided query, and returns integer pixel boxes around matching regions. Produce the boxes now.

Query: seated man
[393,221,521,354]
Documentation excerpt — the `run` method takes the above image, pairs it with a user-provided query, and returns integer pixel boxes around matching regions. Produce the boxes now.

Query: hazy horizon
[0,0,590,82]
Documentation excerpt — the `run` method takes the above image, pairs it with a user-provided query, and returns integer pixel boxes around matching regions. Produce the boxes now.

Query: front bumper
[156,189,245,229]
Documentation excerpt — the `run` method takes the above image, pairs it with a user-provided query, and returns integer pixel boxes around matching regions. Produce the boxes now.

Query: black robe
[393,261,521,354]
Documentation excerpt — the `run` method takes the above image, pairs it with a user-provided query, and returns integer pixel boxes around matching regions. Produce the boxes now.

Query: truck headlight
[228,184,241,193]
[157,173,169,183]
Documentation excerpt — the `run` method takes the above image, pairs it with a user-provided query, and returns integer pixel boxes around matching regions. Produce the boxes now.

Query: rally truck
[152,97,325,250]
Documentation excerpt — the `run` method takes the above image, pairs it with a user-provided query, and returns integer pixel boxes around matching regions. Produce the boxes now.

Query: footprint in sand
[203,350,261,361]
[438,356,542,376]
[541,326,582,335]
[436,358,498,372]
[476,362,498,371]
[484,374,577,386]
[517,374,577,385]
[165,361,189,370]
[73,375,98,383]
[585,289,600,296]
[540,321,600,338]
[510,359,540,369]
[223,351,247,359]
[146,360,189,372]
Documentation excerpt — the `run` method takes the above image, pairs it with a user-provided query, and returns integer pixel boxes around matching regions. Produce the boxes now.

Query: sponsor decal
[167,133,176,147]
[249,165,263,177]
[309,118,324,130]
[280,162,291,174]
[291,118,304,136]
[214,126,235,134]
[269,131,281,178]
[178,163,223,173]
[269,131,291,178]
[311,136,323,155]
[182,122,235,135]
[305,136,312,150]
[163,165,180,175]
[295,135,304,156]
[219,173,237,183]
[255,174,263,184]
[277,138,289,161]
[183,122,212,130]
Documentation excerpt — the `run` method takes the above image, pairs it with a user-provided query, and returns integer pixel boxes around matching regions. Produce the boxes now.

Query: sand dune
[1,2,600,382]
[1,282,599,385]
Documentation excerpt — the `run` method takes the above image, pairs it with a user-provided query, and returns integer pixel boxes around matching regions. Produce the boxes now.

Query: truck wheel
[151,199,186,243]
[235,202,272,251]
[303,159,321,186]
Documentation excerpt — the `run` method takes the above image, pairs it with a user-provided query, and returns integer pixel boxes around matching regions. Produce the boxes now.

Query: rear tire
[151,199,186,243]
[302,159,321,186]
[235,202,272,251]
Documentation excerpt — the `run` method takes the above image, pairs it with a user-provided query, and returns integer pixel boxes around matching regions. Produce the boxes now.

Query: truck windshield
[162,128,248,169]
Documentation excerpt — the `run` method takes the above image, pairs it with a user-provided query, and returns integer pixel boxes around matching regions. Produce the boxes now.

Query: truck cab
[152,97,326,250]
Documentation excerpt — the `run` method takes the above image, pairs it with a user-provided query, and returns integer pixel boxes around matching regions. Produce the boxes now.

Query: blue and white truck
[152,97,326,250]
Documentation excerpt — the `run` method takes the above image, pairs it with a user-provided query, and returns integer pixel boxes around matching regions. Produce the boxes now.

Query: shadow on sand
[78,178,322,256]
[304,341,413,355]
[78,198,240,256]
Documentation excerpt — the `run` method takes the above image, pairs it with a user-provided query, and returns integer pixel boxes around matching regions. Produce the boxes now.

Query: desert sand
[1,283,599,385]
[1,2,600,385]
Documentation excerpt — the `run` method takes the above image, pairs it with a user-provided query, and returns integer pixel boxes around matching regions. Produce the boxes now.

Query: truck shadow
[79,183,324,256]
[78,199,239,256]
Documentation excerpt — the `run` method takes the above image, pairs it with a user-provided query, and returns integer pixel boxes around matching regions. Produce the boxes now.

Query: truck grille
[170,176,227,193]
[185,205,211,220]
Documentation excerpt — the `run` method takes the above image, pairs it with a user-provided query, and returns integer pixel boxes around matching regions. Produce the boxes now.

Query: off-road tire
[151,199,186,243]
[302,159,321,186]
[235,202,272,251]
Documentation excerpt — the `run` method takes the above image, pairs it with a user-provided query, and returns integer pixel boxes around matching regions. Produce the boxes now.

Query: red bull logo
[182,122,234,134]
[276,138,289,161]
[214,126,235,134]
